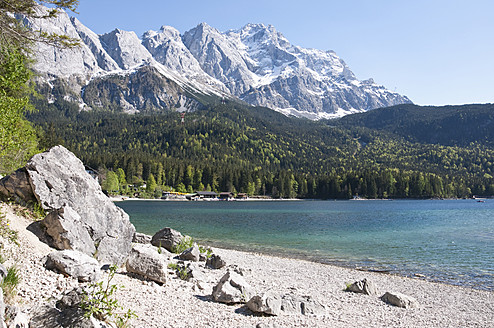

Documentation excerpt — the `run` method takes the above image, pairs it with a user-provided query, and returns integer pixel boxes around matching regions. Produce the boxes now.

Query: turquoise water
[116,199,494,290]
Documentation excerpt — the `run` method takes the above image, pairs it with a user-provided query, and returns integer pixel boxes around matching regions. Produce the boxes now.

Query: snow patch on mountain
[27,7,411,118]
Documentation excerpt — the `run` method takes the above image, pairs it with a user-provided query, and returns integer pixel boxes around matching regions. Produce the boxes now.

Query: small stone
[206,254,226,269]
[381,291,419,308]
[347,278,378,295]
[179,244,200,262]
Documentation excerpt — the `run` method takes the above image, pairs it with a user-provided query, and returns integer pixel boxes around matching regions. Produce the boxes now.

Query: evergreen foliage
[0,42,38,173]
[0,0,79,174]
[27,98,494,199]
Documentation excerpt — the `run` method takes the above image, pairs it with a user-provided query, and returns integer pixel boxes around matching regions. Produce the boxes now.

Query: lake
[116,199,494,290]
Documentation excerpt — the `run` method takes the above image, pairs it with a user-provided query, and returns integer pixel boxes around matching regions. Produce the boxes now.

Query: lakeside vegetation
[27,98,494,200]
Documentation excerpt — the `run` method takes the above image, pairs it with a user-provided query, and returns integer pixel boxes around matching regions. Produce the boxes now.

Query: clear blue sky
[74,0,494,106]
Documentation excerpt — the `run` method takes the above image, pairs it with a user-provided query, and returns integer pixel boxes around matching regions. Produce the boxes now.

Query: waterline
[117,199,494,290]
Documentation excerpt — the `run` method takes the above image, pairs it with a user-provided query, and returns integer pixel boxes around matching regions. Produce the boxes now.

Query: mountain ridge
[26,6,412,119]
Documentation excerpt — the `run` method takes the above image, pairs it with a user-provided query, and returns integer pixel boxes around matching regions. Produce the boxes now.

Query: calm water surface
[117,199,494,290]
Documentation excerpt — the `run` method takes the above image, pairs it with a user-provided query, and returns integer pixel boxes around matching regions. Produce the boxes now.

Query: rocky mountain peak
[235,23,290,49]
[99,29,152,70]
[27,6,412,119]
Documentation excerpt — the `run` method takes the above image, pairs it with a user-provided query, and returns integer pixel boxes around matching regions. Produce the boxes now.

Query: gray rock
[56,288,84,310]
[280,294,326,315]
[133,232,152,244]
[212,271,254,304]
[381,291,419,308]
[186,263,207,283]
[0,169,37,205]
[0,290,4,323]
[256,324,282,328]
[8,308,29,328]
[179,244,200,262]
[151,227,184,252]
[206,254,226,269]
[43,250,101,282]
[0,263,7,280]
[249,292,325,316]
[125,244,168,284]
[347,278,378,295]
[247,293,282,316]
[24,9,411,121]
[0,146,135,265]
[99,29,152,70]
[42,206,96,256]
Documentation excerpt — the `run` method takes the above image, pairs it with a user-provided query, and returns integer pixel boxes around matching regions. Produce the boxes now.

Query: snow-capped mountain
[27,7,411,118]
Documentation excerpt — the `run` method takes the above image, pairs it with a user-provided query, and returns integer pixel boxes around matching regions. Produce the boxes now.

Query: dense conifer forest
[27,98,494,199]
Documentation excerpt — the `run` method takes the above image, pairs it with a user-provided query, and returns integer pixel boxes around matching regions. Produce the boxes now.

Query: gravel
[2,203,493,328]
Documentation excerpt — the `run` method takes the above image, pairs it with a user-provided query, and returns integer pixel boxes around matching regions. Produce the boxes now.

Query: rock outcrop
[0,146,135,265]
[43,250,101,282]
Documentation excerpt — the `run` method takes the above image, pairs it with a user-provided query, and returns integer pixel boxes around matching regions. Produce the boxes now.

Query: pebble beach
[3,204,493,328]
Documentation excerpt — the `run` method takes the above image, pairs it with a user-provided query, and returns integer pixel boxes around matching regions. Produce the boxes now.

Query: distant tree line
[27,98,494,199]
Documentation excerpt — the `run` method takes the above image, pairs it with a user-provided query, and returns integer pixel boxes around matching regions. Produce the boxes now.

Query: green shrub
[30,202,46,220]
[1,266,20,303]
[0,210,18,245]
[167,262,189,280]
[172,236,194,254]
[199,246,212,259]
[167,263,178,270]
[80,265,136,327]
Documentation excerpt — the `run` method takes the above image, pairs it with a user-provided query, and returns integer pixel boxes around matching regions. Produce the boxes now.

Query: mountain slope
[27,101,494,199]
[335,103,494,146]
[26,7,411,119]
[181,23,411,118]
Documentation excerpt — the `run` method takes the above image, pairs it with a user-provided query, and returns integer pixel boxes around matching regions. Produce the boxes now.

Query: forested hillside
[335,103,494,146]
[27,99,494,199]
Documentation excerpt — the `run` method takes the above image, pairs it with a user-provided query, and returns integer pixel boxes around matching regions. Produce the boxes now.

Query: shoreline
[154,234,494,292]
[3,203,493,327]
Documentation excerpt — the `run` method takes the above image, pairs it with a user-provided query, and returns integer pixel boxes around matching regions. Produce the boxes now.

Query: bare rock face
[0,169,37,204]
[0,146,135,265]
[133,232,152,244]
